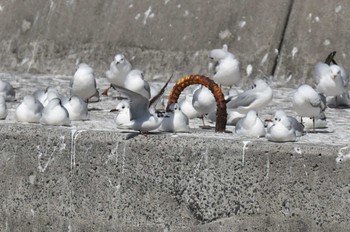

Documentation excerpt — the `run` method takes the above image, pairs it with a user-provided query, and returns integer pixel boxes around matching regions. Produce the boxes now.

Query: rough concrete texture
[1,0,350,231]
[0,124,350,231]
[0,0,290,82]
[0,73,349,231]
[274,0,350,85]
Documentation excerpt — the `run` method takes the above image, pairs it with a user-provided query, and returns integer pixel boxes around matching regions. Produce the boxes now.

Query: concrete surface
[0,73,349,231]
[274,0,350,85]
[0,0,290,83]
[1,0,350,231]
[0,124,350,231]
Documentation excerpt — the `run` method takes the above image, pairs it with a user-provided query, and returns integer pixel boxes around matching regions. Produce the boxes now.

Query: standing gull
[103,53,132,96]
[292,84,326,131]
[314,51,348,107]
[192,85,216,128]
[71,63,99,102]
[124,69,151,99]
[208,44,241,87]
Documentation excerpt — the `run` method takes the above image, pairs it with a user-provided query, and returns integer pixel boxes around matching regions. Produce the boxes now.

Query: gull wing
[111,84,149,121]
[339,66,349,87]
[227,90,256,109]
[309,93,326,112]
[149,74,173,109]
[313,62,329,84]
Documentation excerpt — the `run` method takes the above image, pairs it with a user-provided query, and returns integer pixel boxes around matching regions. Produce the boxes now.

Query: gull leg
[200,115,212,129]
[102,85,112,96]
[313,117,315,132]
[335,96,338,109]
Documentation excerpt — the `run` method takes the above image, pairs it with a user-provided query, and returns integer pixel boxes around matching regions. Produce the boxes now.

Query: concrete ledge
[0,123,349,231]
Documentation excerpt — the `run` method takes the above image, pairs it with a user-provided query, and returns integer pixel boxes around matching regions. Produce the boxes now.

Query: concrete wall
[0,124,349,231]
[2,0,349,85]
[0,0,294,83]
[275,0,350,85]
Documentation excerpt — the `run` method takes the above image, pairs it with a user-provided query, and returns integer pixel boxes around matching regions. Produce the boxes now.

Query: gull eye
[275,118,277,121]
[122,106,125,109]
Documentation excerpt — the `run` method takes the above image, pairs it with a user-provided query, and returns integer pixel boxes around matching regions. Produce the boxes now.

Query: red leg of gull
[102,85,112,96]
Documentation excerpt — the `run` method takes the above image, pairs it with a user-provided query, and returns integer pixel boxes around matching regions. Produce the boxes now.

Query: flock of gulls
[0,45,349,143]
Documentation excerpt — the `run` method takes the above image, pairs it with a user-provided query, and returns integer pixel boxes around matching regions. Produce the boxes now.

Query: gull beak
[264,118,274,128]
[110,108,119,112]
[332,75,337,80]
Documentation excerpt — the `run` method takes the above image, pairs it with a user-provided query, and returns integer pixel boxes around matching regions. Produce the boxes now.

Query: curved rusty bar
[166,74,227,132]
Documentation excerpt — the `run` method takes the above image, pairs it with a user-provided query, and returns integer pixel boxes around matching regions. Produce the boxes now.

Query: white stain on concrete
[336,146,350,163]
[66,0,75,6]
[29,174,36,185]
[335,5,342,13]
[59,135,66,151]
[291,47,298,59]
[0,5,4,12]
[31,209,35,217]
[242,141,251,167]
[135,13,141,20]
[129,4,133,8]
[177,4,181,8]
[294,147,302,155]
[307,13,312,32]
[246,64,253,77]
[219,29,232,40]
[237,36,241,41]
[37,144,56,173]
[342,52,347,59]
[164,0,171,4]
[70,129,86,170]
[265,156,270,179]
[315,16,320,22]
[239,21,246,28]
[323,39,331,46]
[143,6,155,25]
[274,48,279,54]
[261,53,269,65]
[184,10,189,17]
[285,74,293,83]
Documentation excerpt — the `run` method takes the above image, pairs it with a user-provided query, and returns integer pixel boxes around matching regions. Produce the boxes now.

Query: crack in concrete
[271,0,295,76]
